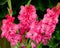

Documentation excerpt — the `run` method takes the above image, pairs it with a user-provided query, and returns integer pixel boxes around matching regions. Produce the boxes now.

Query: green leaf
[55,30,60,40]
[31,0,47,11]
[37,42,43,48]
[47,36,58,48]
[0,5,8,19]
[48,0,58,8]
[25,39,31,48]
[54,25,60,40]
[15,42,20,48]
[0,0,7,5]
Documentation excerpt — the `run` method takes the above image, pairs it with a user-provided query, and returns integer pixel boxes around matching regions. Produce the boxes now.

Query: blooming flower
[26,8,60,45]
[41,8,59,45]
[18,4,38,35]
[26,21,42,44]
[52,2,60,15]
[1,14,22,46]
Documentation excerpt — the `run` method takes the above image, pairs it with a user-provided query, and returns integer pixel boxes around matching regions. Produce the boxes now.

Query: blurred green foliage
[0,0,60,48]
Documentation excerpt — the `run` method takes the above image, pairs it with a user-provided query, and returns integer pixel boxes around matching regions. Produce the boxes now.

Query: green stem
[37,42,43,48]
[27,0,31,6]
[7,0,12,9]
[15,42,20,48]
[7,0,12,16]
[26,39,31,48]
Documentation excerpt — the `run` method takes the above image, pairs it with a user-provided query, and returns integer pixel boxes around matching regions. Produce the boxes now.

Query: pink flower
[26,21,42,44]
[1,3,60,47]
[52,6,60,15]
[21,43,26,48]
[31,42,36,48]
[1,14,22,46]
[8,34,21,46]
[18,4,38,34]
[40,8,59,45]
[26,8,59,45]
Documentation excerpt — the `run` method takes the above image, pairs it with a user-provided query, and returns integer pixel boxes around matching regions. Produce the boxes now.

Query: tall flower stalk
[7,0,12,16]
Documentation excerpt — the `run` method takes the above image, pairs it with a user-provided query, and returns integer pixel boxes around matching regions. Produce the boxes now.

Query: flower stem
[27,0,31,6]
[56,2,60,9]
[37,42,43,48]
[15,42,20,48]
[7,0,12,16]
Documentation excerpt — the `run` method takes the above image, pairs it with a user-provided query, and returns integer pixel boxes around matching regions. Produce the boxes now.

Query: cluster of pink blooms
[1,4,60,48]
[1,14,22,46]
[18,5,38,35]
[26,8,60,45]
